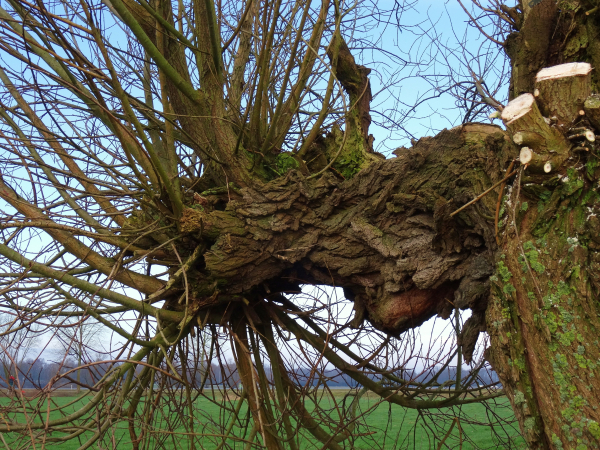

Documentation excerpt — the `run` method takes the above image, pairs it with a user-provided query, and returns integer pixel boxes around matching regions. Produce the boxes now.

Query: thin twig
[436,417,458,450]
[450,169,519,217]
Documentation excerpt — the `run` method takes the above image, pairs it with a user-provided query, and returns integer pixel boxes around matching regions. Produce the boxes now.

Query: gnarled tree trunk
[3,1,600,448]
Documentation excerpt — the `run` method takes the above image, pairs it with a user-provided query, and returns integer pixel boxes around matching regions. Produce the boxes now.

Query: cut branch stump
[534,62,592,126]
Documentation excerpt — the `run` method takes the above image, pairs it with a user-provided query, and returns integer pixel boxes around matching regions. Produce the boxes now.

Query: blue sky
[359,0,511,155]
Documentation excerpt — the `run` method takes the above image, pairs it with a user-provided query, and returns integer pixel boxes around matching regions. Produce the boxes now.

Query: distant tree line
[2,358,498,391]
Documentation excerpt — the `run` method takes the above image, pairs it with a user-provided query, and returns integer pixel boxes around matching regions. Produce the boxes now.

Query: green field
[0,392,525,449]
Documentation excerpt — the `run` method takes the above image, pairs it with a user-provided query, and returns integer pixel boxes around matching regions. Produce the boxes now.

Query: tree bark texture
[507,0,600,99]
[174,124,513,339]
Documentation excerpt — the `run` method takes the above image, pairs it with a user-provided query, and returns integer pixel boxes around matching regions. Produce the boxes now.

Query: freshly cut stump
[535,62,592,125]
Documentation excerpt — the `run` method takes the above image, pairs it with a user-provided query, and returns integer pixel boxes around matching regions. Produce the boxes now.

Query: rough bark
[508,0,600,100]
[481,2,600,448]
[172,124,513,341]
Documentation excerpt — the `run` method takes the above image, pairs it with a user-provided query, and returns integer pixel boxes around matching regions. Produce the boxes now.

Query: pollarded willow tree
[0,0,599,448]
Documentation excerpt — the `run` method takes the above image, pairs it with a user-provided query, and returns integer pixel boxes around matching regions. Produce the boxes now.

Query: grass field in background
[0,390,525,449]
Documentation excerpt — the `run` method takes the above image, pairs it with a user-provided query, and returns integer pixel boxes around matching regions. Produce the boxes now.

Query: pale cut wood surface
[535,62,592,82]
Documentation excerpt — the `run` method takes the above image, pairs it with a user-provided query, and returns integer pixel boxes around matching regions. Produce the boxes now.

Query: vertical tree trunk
[481,3,600,446]
[485,60,600,449]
